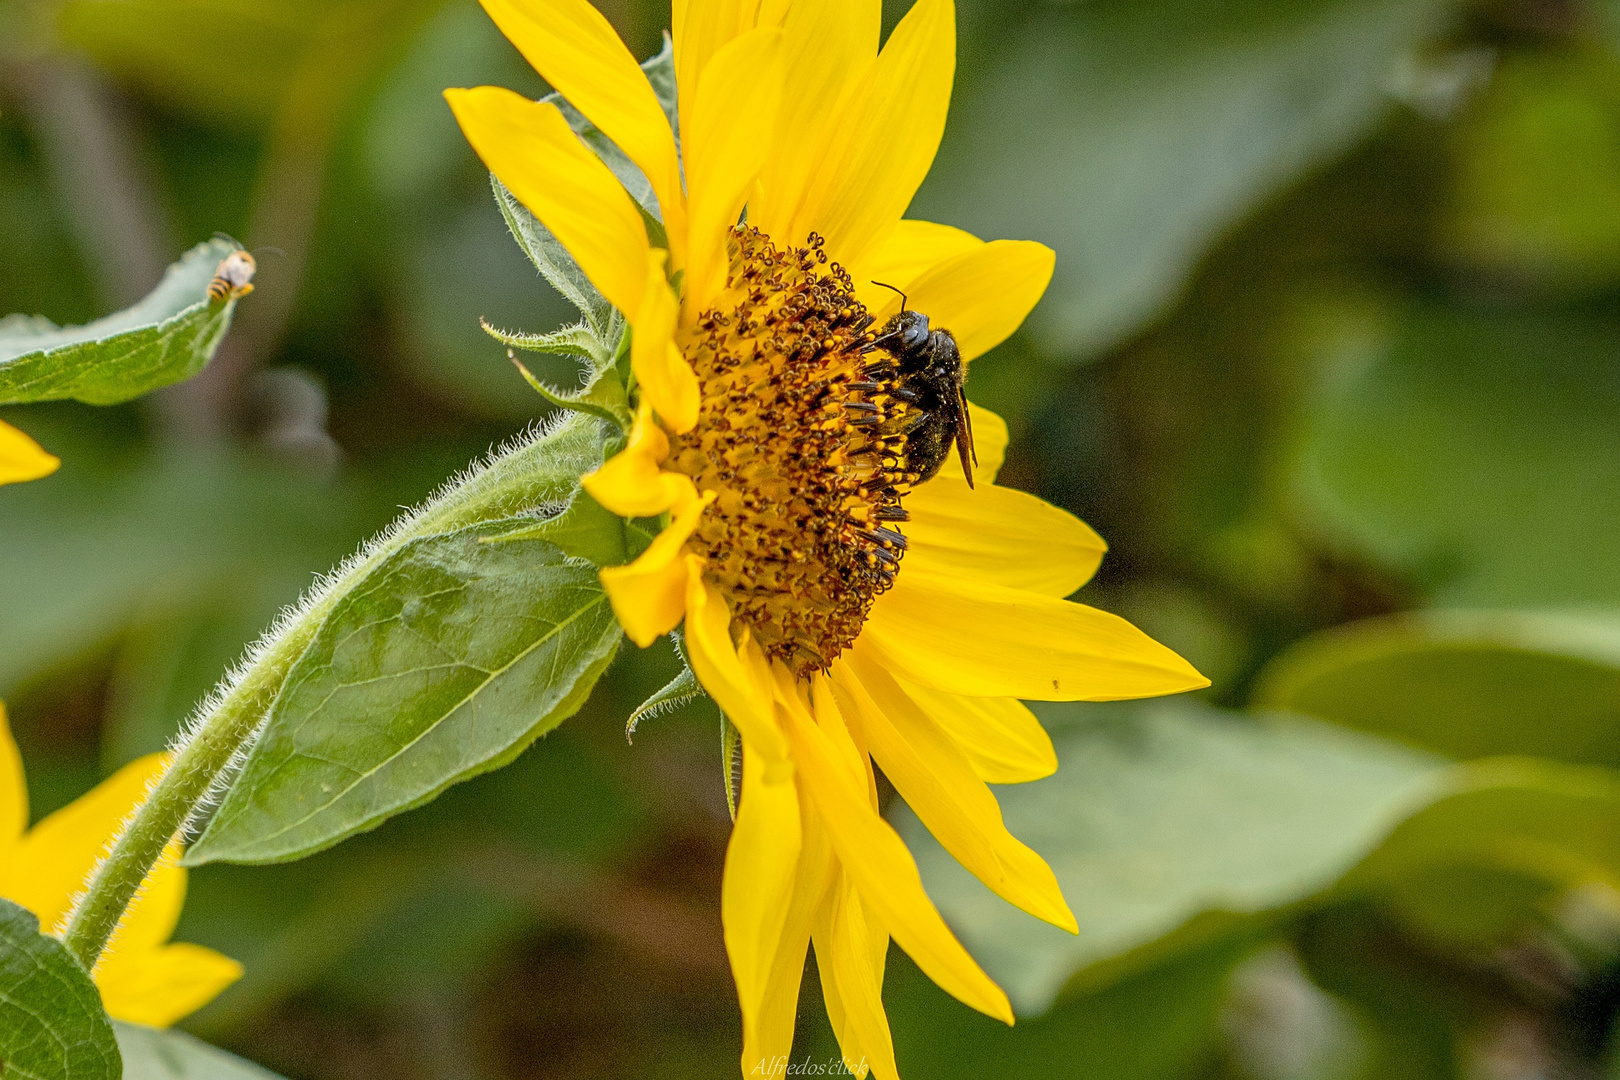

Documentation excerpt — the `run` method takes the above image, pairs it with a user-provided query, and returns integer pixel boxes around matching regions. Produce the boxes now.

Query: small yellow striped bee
[207,250,256,302]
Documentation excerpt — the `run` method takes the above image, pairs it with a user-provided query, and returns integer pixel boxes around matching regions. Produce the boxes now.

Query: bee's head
[893,309,931,351]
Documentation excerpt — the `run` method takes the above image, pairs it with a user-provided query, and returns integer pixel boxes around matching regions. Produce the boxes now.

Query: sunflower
[447,1,1207,1075]
[0,704,241,1027]
[0,419,58,486]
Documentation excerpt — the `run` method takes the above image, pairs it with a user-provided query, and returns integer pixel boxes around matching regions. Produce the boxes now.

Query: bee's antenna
[871,280,908,310]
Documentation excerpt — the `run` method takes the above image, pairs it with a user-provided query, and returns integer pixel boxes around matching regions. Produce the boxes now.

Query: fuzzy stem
[61,413,605,970]
[61,625,314,969]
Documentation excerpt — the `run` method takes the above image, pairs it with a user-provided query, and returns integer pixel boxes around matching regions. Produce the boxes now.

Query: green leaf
[1291,307,1620,606]
[915,0,1444,358]
[0,238,244,406]
[901,699,1445,1014]
[115,1023,287,1080]
[1252,610,1620,768]
[0,898,121,1080]
[186,523,623,865]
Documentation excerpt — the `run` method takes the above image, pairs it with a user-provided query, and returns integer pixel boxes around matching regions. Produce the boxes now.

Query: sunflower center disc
[668,228,920,676]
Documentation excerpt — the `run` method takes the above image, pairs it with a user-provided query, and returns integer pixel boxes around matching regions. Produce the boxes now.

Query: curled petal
[582,405,694,517]
[600,491,714,646]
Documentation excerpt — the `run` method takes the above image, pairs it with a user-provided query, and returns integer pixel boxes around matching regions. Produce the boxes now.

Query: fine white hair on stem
[164,410,597,839]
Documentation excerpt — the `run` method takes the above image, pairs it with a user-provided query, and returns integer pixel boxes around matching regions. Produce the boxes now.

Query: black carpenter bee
[866,283,977,487]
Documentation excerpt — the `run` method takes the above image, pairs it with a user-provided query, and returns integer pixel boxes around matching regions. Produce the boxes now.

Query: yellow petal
[724,735,801,1074]
[445,86,648,318]
[852,219,982,313]
[792,0,955,274]
[751,0,881,243]
[581,405,695,517]
[933,401,1006,485]
[782,681,1013,1023]
[682,27,785,317]
[838,652,1076,932]
[477,0,688,272]
[904,477,1105,596]
[862,571,1209,702]
[814,876,899,1080]
[633,252,701,433]
[0,703,27,866]
[5,753,169,938]
[868,240,1054,362]
[95,942,242,1028]
[748,788,835,1079]
[600,491,714,646]
[0,419,59,486]
[894,679,1056,784]
[672,0,763,156]
[684,565,789,767]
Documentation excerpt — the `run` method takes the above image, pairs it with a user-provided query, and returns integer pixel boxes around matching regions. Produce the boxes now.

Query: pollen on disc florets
[666,227,921,676]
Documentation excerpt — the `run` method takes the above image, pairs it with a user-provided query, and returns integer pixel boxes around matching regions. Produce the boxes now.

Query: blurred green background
[6,0,1620,1077]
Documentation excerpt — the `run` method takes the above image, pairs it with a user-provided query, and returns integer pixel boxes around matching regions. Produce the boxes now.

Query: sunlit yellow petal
[445,86,648,318]
[601,492,714,646]
[814,877,899,1080]
[95,942,242,1028]
[682,27,785,317]
[477,0,688,271]
[752,0,880,243]
[751,794,834,1076]
[863,571,1209,701]
[673,0,763,155]
[0,704,26,864]
[838,652,1076,931]
[852,219,982,312]
[0,420,59,486]
[933,401,1006,485]
[581,405,695,517]
[724,736,801,1075]
[792,0,954,273]
[684,565,789,767]
[5,753,168,937]
[633,252,701,433]
[905,477,1105,596]
[894,679,1056,784]
[782,683,1013,1023]
[867,240,1054,361]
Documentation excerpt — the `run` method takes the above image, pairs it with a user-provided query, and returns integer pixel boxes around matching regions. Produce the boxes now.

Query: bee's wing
[955,383,977,488]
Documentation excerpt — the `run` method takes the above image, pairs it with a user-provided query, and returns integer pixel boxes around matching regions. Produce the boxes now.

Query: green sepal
[508,351,631,431]
[628,630,706,741]
[0,898,121,1080]
[721,711,742,821]
[0,237,244,406]
[481,317,609,368]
